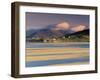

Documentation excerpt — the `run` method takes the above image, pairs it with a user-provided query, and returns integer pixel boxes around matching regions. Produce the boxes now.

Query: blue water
[26,42,89,48]
[26,57,89,67]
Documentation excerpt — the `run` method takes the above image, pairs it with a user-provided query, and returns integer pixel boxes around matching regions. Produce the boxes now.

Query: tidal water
[26,42,89,48]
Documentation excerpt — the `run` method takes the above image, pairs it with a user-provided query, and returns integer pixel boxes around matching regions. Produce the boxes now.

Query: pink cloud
[71,25,86,32]
[54,22,70,30]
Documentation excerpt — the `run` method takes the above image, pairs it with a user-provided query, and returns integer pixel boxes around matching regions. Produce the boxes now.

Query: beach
[25,42,89,67]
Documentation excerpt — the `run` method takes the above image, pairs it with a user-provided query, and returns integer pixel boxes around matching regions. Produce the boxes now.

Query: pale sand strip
[26,51,89,55]
[26,48,88,50]
[26,48,89,55]
[26,53,89,61]
[26,47,89,61]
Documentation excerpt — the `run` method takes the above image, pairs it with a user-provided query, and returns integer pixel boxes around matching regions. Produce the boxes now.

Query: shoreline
[26,42,89,44]
[26,42,89,49]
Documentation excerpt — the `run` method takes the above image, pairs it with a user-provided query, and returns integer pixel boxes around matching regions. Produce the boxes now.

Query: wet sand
[26,47,89,66]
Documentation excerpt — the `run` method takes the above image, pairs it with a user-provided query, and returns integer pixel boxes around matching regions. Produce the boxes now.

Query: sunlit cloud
[53,22,70,30]
[71,25,86,32]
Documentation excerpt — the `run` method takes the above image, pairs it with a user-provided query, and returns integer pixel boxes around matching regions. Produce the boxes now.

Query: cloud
[54,22,70,30]
[71,25,86,32]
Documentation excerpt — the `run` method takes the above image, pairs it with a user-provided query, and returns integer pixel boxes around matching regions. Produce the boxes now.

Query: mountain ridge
[26,22,89,39]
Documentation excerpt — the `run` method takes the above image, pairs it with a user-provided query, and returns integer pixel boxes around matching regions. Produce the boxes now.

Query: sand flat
[26,48,89,55]
[26,48,89,61]
[26,54,89,61]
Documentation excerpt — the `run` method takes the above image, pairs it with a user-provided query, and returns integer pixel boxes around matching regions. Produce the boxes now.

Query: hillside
[26,22,89,42]
[62,29,89,42]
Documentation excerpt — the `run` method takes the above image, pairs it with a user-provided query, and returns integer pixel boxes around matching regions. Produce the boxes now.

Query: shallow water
[26,57,89,67]
[26,42,89,48]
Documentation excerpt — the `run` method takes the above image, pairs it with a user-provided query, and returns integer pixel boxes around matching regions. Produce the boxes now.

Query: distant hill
[62,29,89,42]
[30,29,70,38]
[64,29,89,37]
[26,22,89,40]
[26,22,72,39]
[26,29,37,37]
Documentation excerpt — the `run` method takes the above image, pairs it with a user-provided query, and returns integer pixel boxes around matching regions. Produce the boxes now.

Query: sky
[26,12,89,30]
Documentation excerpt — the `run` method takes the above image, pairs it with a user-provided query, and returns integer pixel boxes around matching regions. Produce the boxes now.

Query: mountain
[64,29,89,38]
[30,28,68,38]
[26,22,71,39]
[26,22,88,39]
[26,29,37,37]
[66,29,89,36]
